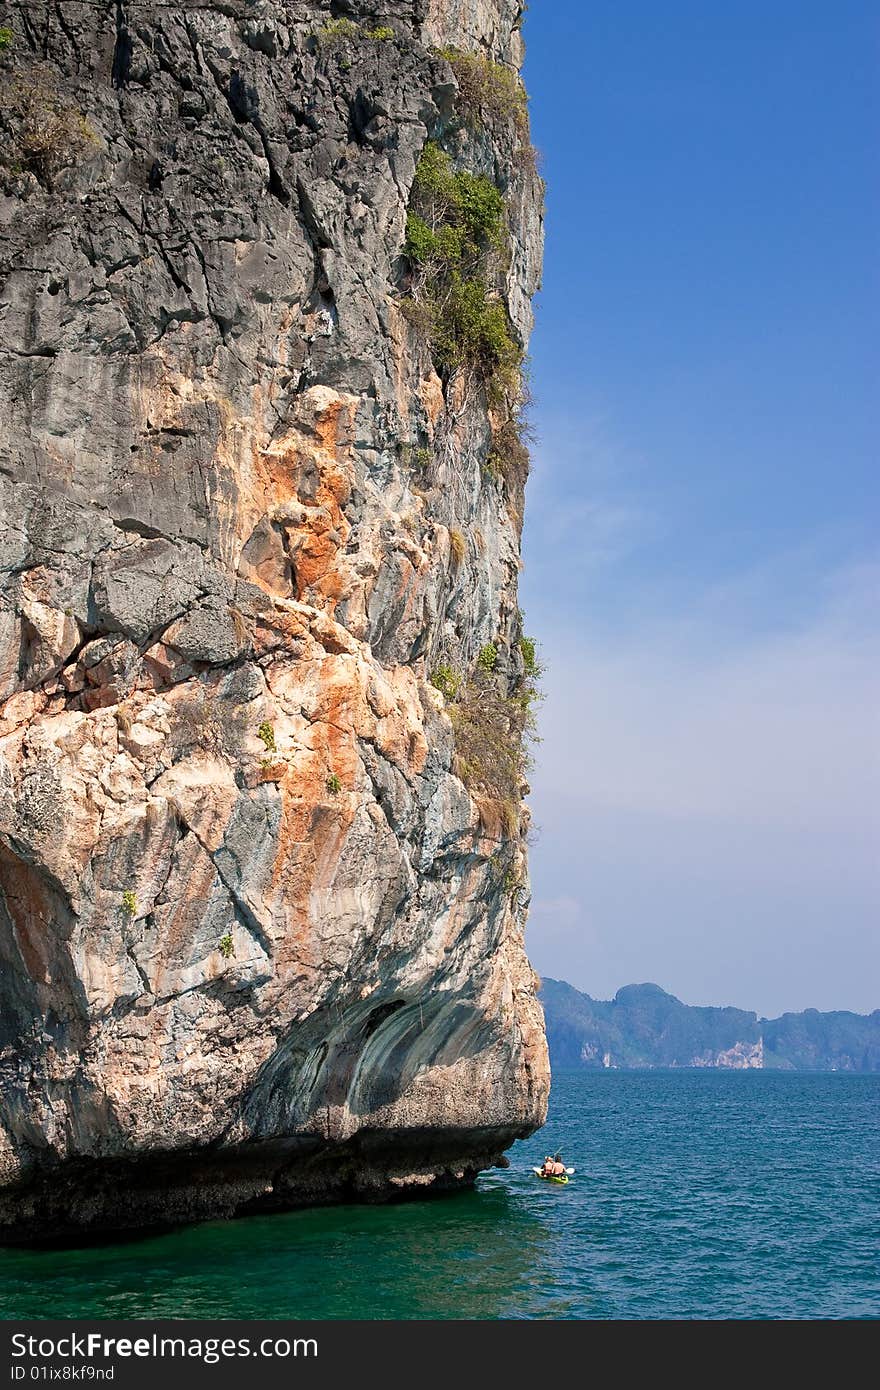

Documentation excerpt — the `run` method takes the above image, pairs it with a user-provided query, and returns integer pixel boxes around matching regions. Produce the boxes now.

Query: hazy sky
[519,0,878,1016]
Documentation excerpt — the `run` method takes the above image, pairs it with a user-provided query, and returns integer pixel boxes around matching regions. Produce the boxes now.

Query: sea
[1,1071,877,1320]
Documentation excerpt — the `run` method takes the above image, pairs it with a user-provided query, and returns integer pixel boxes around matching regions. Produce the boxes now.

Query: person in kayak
[541,1153,566,1177]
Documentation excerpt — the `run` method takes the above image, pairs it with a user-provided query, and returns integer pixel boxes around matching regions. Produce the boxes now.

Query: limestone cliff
[0,0,548,1240]
[544,980,880,1072]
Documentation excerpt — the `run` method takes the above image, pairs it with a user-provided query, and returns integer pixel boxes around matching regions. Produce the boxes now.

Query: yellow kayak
[532,1166,571,1185]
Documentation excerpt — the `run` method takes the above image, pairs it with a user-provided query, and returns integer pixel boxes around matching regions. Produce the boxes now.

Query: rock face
[0,1,548,1240]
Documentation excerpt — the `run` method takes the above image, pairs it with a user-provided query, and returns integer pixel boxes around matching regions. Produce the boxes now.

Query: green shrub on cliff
[436,642,542,838]
[0,62,98,185]
[429,157,504,248]
[404,143,506,264]
[433,274,520,384]
[218,932,235,960]
[477,642,498,674]
[313,17,358,44]
[438,47,538,177]
[519,634,542,680]
[313,19,395,46]
[487,387,533,484]
[400,442,432,473]
[439,48,530,140]
[447,679,531,823]
[257,721,276,752]
[404,143,520,390]
[502,862,526,902]
[430,664,461,700]
[121,890,138,919]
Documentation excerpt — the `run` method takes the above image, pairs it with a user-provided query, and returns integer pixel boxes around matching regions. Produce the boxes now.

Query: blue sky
[519,0,878,1016]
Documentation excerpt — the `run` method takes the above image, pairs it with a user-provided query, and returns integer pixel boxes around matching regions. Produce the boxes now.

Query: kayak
[532,1166,571,1185]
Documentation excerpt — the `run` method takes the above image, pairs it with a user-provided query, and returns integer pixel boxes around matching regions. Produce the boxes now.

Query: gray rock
[163,603,251,666]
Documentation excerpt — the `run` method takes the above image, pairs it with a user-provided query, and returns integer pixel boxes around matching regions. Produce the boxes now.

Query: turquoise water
[1,1072,877,1319]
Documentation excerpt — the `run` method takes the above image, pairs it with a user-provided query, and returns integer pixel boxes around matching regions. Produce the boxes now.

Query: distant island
[540,979,880,1072]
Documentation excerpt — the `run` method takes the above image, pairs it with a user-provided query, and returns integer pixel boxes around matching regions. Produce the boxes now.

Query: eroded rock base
[0,1127,520,1245]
